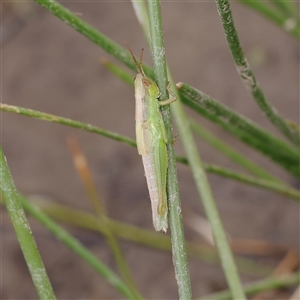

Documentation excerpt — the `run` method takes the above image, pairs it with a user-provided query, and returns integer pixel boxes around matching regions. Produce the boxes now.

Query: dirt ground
[1,1,299,299]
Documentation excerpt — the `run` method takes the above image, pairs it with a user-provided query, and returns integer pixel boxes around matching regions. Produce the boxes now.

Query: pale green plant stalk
[169,97,247,298]
[0,147,56,300]
[131,1,150,47]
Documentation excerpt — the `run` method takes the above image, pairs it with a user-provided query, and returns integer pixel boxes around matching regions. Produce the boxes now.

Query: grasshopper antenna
[125,41,141,73]
[139,48,146,77]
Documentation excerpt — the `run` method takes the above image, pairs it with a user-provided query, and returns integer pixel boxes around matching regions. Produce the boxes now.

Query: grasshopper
[126,44,176,232]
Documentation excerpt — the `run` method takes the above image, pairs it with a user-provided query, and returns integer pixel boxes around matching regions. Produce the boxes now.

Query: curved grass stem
[216,0,300,146]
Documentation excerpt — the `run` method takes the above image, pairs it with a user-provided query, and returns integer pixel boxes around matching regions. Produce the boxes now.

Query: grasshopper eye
[142,78,152,88]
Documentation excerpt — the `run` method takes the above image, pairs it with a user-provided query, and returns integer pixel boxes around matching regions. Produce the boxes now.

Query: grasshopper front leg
[158,82,177,145]
[159,82,177,106]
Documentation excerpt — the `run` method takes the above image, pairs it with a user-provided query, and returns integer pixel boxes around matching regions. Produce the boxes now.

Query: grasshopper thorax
[135,73,160,99]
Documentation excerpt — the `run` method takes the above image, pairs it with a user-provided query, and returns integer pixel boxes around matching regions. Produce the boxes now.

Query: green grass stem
[177,83,299,178]
[147,0,245,298]
[2,103,298,200]
[0,147,56,300]
[203,164,299,201]
[0,103,136,147]
[146,1,192,298]
[17,194,137,299]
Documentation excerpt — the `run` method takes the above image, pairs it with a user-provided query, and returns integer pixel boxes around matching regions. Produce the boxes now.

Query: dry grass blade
[66,135,142,299]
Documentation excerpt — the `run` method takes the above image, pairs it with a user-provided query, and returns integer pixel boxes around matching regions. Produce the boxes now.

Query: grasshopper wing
[136,121,153,156]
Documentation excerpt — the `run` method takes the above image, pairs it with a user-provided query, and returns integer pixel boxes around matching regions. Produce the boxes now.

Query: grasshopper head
[125,43,160,98]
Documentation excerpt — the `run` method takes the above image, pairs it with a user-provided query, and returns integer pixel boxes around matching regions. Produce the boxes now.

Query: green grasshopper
[126,44,176,232]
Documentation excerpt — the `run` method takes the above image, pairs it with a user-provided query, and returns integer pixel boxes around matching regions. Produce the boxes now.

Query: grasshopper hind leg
[154,138,168,217]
